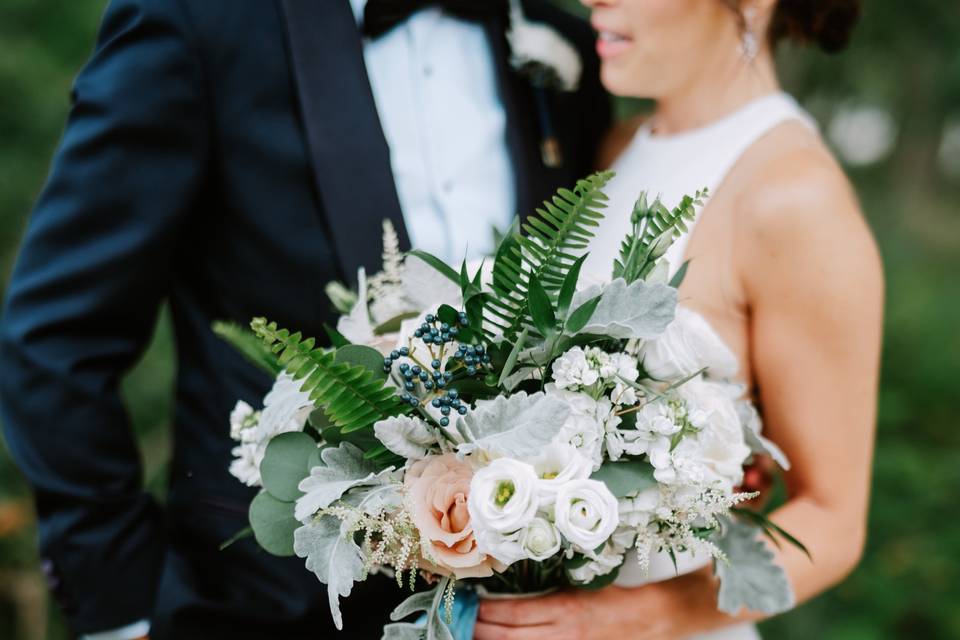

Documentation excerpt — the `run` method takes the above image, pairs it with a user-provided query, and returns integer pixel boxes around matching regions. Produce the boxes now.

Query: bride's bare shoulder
[596,114,647,169]
[735,122,883,298]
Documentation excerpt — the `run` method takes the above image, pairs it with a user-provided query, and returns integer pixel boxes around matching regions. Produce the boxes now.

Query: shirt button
[442,180,453,193]
[423,65,434,77]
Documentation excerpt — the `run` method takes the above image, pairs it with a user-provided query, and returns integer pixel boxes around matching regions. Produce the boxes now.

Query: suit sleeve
[0,0,207,632]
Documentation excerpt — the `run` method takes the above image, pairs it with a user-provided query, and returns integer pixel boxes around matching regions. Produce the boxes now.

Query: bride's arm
[733,146,883,606]
[474,149,884,640]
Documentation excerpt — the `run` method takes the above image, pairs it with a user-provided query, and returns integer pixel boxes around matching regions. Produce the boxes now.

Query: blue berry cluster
[449,342,490,377]
[431,389,468,427]
[379,309,490,426]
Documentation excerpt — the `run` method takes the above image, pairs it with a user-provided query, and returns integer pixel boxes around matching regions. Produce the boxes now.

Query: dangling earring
[740,6,759,62]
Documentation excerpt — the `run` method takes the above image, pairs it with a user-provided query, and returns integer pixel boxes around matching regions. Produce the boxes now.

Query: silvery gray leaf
[383,579,454,640]
[577,278,677,340]
[714,518,795,615]
[374,415,437,460]
[341,482,404,516]
[294,516,366,630]
[456,391,569,458]
[737,401,790,470]
[295,442,397,521]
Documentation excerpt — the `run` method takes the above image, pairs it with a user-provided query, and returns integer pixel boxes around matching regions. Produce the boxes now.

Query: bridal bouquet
[217,172,804,638]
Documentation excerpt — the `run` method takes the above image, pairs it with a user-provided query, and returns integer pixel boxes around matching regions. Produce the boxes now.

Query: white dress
[588,92,818,640]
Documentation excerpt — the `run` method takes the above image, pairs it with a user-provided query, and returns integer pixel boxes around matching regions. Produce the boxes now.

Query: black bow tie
[362,0,509,39]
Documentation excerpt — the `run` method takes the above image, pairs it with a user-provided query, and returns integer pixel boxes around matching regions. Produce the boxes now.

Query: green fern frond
[250,318,407,433]
[213,321,282,376]
[488,171,614,339]
[612,188,708,283]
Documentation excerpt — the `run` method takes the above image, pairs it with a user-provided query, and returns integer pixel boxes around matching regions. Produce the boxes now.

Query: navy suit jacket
[0,0,609,636]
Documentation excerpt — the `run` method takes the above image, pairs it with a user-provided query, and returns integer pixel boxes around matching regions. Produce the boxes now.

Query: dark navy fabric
[0,0,609,636]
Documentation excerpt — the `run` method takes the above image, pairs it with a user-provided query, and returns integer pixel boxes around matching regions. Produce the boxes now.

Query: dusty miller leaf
[382,578,453,640]
[374,414,437,460]
[572,278,676,340]
[714,518,795,615]
[294,516,366,631]
[295,442,397,521]
[456,392,569,458]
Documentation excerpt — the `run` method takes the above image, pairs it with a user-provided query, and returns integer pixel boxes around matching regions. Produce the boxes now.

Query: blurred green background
[1,1,958,638]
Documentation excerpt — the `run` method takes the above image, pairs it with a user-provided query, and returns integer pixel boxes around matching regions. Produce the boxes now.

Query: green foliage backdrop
[0,1,958,638]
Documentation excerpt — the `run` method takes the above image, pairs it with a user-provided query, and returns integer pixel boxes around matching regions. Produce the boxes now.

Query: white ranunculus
[468,458,540,535]
[639,307,739,381]
[374,415,436,460]
[554,478,619,552]
[520,517,562,561]
[530,442,593,507]
[567,542,624,584]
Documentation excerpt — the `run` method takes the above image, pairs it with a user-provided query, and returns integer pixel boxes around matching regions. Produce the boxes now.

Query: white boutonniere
[506,0,583,92]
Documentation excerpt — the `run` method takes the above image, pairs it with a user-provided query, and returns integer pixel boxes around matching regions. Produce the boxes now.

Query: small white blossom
[520,517,562,561]
[567,541,624,584]
[229,400,257,442]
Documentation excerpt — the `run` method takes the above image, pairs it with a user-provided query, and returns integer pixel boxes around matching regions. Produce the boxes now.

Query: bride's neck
[651,51,780,136]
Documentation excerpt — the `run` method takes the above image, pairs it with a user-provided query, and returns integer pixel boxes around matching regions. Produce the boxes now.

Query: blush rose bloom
[404,454,503,579]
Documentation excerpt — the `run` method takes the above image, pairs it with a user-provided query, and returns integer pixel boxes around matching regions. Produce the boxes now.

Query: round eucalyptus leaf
[261,431,316,502]
[249,491,299,557]
[589,458,657,498]
[335,344,388,379]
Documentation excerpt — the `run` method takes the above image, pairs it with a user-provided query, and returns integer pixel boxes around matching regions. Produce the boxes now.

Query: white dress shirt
[83,4,515,638]
[349,0,516,264]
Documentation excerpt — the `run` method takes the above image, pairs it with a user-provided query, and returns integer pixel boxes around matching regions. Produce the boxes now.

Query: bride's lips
[594,27,633,59]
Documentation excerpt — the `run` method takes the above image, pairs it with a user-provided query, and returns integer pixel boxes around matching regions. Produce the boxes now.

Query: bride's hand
[473,580,704,640]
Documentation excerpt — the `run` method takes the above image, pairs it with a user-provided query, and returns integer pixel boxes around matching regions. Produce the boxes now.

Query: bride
[475,0,881,638]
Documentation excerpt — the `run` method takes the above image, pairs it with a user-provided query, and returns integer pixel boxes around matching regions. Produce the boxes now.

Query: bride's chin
[599,64,640,98]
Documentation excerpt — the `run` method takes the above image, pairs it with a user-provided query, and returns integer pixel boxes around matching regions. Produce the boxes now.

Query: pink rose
[405,454,503,579]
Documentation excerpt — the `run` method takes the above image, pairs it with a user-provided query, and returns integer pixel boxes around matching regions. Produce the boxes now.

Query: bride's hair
[771,0,861,52]
[726,0,861,53]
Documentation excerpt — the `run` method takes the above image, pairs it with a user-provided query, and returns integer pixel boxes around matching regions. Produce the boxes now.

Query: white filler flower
[554,478,619,552]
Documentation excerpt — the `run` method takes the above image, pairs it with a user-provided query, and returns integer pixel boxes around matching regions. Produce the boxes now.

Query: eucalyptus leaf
[575,278,677,340]
[336,344,388,379]
[294,442,397,522]
[456,391,569,458]
[260,431,317,502]
[590,458,657,498]
[294,515,366,631]
[249,491,298,557]
[714,518,795,615]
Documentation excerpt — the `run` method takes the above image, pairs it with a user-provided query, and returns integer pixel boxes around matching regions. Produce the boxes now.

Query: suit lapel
[483,15,571,227]
[279,0,409,283]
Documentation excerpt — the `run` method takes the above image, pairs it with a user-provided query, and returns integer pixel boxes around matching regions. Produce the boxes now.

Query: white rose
[530,442,593,507]
[639,307,739,381]
[468,458,540,534]
[554,479,619,552]
[520,517,562,561]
